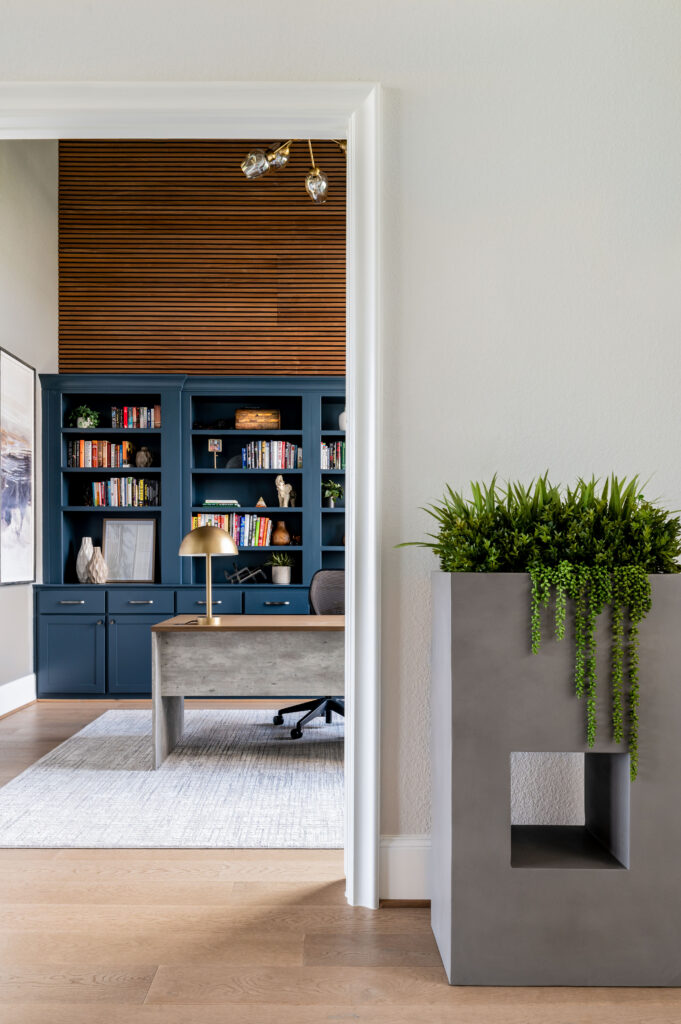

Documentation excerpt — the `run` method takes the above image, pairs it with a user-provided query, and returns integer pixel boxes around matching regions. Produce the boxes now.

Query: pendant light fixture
[240,139,345,203]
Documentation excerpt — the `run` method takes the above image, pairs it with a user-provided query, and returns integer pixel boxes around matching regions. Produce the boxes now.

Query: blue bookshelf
[36,373,345,697]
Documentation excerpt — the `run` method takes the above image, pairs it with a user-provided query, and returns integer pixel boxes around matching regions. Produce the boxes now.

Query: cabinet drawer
[244,588,309,615]
[175,589,243,614]
[37,588,106,614]
[107,588,175,615]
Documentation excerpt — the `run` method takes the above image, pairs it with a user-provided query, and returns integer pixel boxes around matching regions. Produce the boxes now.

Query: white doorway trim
[0,81,382,909]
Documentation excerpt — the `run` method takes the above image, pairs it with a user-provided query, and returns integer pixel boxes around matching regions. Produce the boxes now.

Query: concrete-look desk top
[151,614,345,632]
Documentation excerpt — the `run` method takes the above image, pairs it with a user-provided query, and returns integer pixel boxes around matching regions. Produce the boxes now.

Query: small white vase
[87,546,108,584]
[76,537,94,583]
[338,409,347,431]
[272,566,291,585]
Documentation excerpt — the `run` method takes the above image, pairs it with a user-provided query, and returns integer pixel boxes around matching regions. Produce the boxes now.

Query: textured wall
[0,141,58,689]
[1,1,680,838]
[510,753,584,826]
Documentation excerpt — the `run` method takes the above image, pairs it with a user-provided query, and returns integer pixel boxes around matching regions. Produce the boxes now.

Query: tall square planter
[431,571,681,985]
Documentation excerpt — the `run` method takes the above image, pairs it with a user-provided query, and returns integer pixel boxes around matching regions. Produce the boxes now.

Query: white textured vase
[76,537,94,583]
[338,409,347,431]
[87,547,108,584]
[272,566,291,585]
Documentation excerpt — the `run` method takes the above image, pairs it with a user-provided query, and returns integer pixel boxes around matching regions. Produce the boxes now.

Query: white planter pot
[338,409,347,431]
[272,566,291,585]
[77,416,96,429]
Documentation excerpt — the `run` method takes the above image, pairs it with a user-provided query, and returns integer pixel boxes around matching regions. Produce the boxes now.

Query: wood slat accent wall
[58,141,346,375]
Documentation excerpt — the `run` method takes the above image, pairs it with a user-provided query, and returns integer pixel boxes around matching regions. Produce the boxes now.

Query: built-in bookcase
[182,378,345,589]
[41,375,345,591]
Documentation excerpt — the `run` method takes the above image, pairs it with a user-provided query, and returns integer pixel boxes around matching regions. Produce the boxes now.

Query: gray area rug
[0,710,344,848]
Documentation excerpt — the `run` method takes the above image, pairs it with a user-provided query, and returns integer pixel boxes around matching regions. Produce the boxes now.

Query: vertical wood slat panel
[58,140,346,375]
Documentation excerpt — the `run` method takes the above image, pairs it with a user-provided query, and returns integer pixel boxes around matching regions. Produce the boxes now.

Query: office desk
[151,614,345,767]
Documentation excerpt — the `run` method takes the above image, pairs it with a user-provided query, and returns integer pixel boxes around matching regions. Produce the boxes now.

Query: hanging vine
[403,474,681,785]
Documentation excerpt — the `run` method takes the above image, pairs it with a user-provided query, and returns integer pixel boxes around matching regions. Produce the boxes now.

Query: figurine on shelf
[135,446,153,468]
[255,496,267,508]
[275,474,293,508]
[208,438,222,469]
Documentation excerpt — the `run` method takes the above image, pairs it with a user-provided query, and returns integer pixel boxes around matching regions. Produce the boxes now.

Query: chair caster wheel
[291,727,303,739]
[273,714,284,725]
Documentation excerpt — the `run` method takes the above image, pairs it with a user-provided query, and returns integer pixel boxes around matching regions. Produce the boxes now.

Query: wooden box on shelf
[235,408,281,430]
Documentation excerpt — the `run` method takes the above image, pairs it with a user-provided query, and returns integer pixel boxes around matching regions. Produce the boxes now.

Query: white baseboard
[0,673,36,717]
[379,834,431,900]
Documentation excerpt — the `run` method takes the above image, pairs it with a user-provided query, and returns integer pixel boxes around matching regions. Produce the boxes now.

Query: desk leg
[152,633,184,768]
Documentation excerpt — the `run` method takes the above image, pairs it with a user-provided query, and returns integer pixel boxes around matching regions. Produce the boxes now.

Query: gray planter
[431,571,681,986]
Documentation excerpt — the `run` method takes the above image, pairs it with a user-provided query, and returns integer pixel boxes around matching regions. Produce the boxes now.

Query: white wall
[0,141,58,703]
[1,2,680,878]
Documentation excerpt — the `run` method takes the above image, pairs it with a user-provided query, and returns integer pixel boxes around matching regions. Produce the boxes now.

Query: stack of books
[110,405,162,429]
[320,441,346,470]
[241,441,302,469]
[191,512,273,547]
[91,478,160,507]
[67,439,136,468]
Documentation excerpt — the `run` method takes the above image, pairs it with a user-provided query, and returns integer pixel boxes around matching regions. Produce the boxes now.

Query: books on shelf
[241,441,302,469]
[110,405,161,429]
[320,441,346,470]
[191,512,274,547]
[67,439,137,468]
[90,478,160,507]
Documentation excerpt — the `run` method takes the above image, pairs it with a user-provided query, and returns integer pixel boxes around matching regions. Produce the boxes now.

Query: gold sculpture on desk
[178,525,238,625]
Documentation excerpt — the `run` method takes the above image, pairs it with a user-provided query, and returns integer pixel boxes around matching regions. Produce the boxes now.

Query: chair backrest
[309,570,345,615]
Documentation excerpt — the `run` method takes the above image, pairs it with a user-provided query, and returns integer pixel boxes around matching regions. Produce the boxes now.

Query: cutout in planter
[510,752,630,869]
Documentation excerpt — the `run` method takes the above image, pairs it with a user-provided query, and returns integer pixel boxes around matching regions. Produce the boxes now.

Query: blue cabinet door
[37,615,106,695]
[107,613,168,695]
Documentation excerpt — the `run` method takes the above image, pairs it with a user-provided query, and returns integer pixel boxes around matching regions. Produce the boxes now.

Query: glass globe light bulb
[241,150,271,179]
[268,144,290,171]
[305,168,329,204]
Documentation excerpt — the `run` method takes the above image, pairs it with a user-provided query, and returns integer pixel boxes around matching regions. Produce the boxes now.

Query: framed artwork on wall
[0,349,35,585]
[102,518,156,583]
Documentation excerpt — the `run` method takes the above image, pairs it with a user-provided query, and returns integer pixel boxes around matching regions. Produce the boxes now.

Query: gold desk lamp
[178,525,238,625]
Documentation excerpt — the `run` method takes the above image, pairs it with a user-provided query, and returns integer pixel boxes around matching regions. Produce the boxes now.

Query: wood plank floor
[1,701,680,1022]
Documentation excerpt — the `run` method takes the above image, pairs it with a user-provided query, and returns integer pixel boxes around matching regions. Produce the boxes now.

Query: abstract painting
[0,349,35,584]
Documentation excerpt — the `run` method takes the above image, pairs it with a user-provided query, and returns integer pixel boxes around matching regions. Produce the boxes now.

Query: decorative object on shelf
[86,546,108,584]
[323,479,344,508]
[224,563,267,585]
[235,408,281,430]
[103,518,157,583]
[403,473,681,782]
[256,496,267,508]
[207,438,222,468]
[68,404,99,429]
[272,521,291,546]
[240,139,346,205]
[0,348,35,585]
[76,536,94,583]
[179,525,239,625]
[226,454,242,468]
[135,446,153,468]
[275,474,293,508]
[338,408,347,431]
[265,551,294,585]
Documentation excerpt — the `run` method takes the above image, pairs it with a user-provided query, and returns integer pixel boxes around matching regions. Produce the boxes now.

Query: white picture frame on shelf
[102,518,156,583]
[0,348,35,585]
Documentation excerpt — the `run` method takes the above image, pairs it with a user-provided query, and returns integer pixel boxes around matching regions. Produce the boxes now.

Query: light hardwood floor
[0,701,679,1022]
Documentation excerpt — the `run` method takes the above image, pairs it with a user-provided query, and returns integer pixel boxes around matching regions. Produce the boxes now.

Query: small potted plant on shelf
[323,479,344,508]
[265,552,295,585]
[68,404,100,429]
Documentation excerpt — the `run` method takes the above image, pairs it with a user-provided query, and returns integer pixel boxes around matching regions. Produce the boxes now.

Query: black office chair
[273,569,345,739]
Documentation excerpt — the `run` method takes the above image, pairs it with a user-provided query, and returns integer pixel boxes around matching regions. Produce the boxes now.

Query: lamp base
[193,615,223,627]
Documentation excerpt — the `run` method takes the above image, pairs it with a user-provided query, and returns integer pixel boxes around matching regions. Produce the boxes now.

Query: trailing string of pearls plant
[401,474,681,780]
